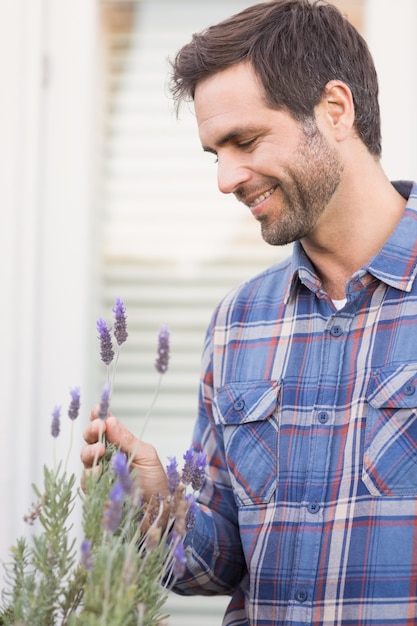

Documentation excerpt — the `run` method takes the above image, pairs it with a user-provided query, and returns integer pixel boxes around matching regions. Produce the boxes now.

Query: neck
[301,165,407,300]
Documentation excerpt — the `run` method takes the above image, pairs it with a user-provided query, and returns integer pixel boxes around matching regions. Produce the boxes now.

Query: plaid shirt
[174,180,417,625]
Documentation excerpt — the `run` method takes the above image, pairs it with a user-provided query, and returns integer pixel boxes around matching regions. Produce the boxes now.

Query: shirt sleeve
[172,318,247,595]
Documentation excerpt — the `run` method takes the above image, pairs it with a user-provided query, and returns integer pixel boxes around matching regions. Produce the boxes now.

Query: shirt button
[318,411,329,424]
[233,399,245,411]
[404,383,416,396]
[330,325,343,337]
[307,500,320,514]
[295,588,308,603]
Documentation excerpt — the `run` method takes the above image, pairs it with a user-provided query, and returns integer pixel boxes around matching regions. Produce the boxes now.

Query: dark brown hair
[169,0,381,157]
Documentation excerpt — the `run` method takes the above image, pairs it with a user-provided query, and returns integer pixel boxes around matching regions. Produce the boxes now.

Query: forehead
[194,62,263,108]
[194,63,270,143]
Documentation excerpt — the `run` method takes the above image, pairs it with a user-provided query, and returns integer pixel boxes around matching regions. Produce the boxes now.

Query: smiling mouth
[248,186,277,208]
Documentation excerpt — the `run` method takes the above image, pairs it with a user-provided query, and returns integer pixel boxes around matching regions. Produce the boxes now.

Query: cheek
[255,139,299,174]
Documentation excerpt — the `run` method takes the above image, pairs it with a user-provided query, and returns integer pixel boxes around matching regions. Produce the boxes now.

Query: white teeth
[251,187,276,207]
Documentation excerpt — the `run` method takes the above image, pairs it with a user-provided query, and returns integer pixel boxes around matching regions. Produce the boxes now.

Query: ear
[319,80,355,142]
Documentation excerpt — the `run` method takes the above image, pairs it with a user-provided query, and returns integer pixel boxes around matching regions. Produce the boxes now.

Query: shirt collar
[286,180,417,301]
[365,180,417,292]
[285,242,318,302]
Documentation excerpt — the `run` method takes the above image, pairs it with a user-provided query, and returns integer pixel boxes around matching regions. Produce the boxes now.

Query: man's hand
[80,406,168,503]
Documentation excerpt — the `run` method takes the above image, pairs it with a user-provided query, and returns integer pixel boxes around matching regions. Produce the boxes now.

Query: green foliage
[0,443,192,626]
[0,303,197,625]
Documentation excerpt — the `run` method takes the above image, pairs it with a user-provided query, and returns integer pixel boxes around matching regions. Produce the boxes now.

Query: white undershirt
[332,298,347,310]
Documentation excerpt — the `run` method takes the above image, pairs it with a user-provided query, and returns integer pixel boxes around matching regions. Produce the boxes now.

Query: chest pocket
[213,380,280,507]
[364,363,417,497]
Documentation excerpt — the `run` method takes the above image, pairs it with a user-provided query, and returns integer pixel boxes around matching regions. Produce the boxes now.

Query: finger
[104,416,140,456]
[89,404,99,421]
[80,440,106,469]
[90,403,111,422]
[83,417,106,445]
[103,417,160,470]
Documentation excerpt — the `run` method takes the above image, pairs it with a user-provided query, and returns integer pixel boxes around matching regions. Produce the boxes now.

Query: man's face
[194,62,343,246]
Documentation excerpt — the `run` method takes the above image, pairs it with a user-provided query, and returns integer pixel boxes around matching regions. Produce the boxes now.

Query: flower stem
[138,374,163,441]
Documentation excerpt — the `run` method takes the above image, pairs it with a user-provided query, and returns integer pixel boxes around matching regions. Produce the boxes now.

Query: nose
[217,154,251,195]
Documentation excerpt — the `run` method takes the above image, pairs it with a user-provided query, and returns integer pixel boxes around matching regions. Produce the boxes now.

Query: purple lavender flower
[191,451,207,491]
[98,383,111,421]
[171,532,187,578]
[68,387,81,421]
[155,324,170,374]
[185,494,197,530]
[181,449,195,485]
[81,539,93,570]
[102,482,123,533]
[97,317,114,366]
[166,457,180,496]
[112,297,128,346]
[112,451,133,495]
[181,449,207,491]
[51,406,61,438]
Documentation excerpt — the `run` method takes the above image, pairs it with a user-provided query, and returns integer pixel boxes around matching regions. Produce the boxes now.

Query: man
[82,1,417,624]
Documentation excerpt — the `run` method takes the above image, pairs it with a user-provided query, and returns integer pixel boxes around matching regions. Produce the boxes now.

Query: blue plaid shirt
[174,181,417,625]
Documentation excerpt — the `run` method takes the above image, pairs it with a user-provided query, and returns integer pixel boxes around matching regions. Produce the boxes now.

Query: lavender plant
[0,298,205,626]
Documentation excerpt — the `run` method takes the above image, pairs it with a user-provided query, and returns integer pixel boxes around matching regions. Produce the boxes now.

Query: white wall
[365,0,417,180]
[0,0,98,562]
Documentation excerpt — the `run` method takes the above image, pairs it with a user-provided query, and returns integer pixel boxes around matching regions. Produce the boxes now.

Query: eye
[237,138,256,150]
